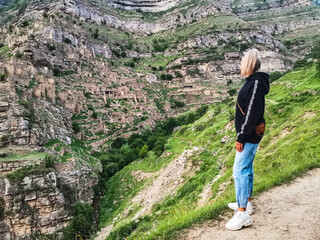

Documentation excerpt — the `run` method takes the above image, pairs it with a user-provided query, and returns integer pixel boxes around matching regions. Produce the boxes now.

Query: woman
[226,48,270,231]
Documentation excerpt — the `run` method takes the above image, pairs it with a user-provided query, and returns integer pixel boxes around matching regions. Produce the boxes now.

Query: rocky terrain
[0,0,319,239]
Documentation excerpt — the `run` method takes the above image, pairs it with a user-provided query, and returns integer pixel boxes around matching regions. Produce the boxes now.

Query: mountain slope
[96,62,320,239]
[0,0,320,239]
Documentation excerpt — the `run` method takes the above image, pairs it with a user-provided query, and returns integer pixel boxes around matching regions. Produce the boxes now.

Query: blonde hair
[240,48,261,77]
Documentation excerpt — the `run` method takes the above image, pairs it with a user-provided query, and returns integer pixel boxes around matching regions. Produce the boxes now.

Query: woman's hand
[236,142,243,152]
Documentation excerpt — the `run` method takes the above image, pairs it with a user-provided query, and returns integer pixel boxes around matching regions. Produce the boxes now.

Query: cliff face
[106,0,183,12]
[0,161,98,240]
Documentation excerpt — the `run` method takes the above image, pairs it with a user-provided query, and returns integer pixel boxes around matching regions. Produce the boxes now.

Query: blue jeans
[233,142,259,208]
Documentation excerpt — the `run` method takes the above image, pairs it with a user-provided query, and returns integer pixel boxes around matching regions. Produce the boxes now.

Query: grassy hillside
[96,61,320,239]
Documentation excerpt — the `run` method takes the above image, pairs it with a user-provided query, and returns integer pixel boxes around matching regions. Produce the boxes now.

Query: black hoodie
[235,71,270,144]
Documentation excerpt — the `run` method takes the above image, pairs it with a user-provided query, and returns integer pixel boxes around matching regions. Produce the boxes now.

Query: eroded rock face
[0,164,98,240]
[106,0,182,12]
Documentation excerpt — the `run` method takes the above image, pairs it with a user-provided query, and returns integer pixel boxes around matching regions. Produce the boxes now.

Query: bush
[44,155,57,168]
[175,71,183,78]
[47,44,55,51]
[269,71,285,83]
[92,29,99,39]
[153,38,169,52]
[92,112,98,119]
[15,51,23,59]
[294,59,312,69]
[0,74,7,82]
[63,38,72,44]
[84,92,92,98]
[72,121,81,134]
[21,20,30,27]
[111,137,126,149]
[52,68,61,77]
[138,145,149,158]
[160,73,173,80]
[218,39,226,46]
[227,89,237,96]
[104,163,119,178]
[63,202,94,240]
[170,99,185,108]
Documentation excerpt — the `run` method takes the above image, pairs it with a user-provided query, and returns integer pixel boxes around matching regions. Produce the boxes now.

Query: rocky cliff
[0,158,98,240]
[0,0,319,239]
[106,0,183,12]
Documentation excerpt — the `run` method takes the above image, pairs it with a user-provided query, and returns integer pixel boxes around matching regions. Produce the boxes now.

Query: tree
[104,162,119,178]
[138,145,149,158]
[111,137,126,149]
[130,138,144,150]
[120,144,137,164]
[63,202,94,240]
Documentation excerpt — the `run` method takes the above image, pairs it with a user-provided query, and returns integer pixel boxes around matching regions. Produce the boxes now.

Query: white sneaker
[225,210,252,231]
[228,201,254,215]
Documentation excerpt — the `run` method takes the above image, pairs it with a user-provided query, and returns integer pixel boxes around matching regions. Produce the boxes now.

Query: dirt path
[180,168,320,240]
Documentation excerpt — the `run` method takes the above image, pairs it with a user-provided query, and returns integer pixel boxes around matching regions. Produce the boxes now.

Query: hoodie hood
[246,71,270,95]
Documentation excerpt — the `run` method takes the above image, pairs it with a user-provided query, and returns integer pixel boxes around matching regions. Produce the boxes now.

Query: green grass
[0,45,10,56]
[97,63,320,239]
[0,151,47,162]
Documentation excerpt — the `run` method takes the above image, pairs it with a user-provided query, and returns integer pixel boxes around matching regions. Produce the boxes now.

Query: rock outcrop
[0,162,98,240]
[106,0,182,12]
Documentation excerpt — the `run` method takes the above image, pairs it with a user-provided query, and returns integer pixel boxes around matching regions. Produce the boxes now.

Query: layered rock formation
[0,161,98,240]
[106,0,182,12]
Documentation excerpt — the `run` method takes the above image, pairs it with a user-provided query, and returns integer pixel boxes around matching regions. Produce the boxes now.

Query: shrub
[294,59,312,69]
[227,89,237,96]
[72,121,81,134]
[104,163,119,178]
[269,71,285,83]
[121,51,127,58]
[47,44,55,51]
[92,112,98,119]
[0,74,7,82]
[52,68,61,77]
[63,202,94,240]
[44,155,57,168]
[63,38,72,44]
[111,137,126,149]
[218,39,226,46]
[20,20,30,27]
[84,91,91,98]
[15,51,23,59]
[153,39,169,52]
[160,73,173,80]
[175,71,183,78]
[170,99,185,108]
[92,29,99,39]
[138,145,149,158]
